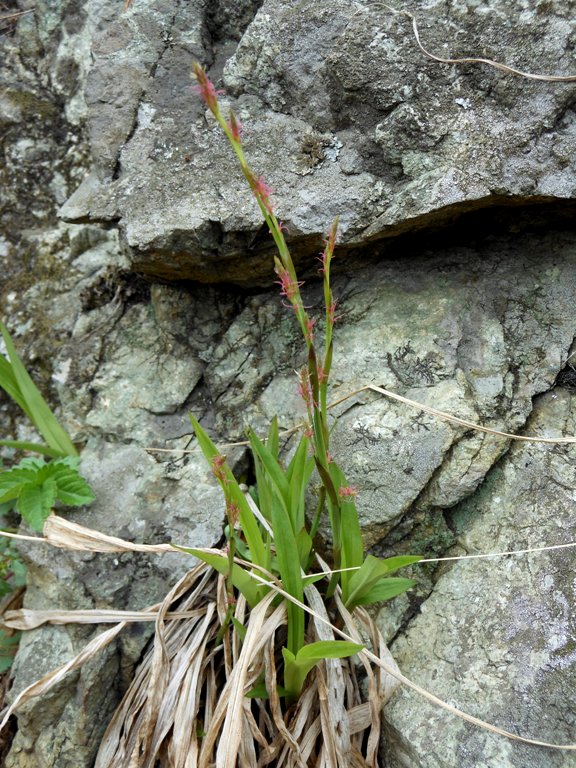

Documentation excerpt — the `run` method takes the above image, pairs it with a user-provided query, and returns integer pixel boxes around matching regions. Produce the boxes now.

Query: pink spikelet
[338,485,358,499]
[247,170,275,215]
[327,299,341,325]
[297,369,316,411]
[305,316,316,345]
[276,266,303,303]
[211,454,228,485]
[227,111,243,143]
[192,62,224,114]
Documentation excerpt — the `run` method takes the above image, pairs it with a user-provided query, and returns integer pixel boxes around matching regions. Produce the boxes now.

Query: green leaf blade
[18,478,57,530]
[0,321,77,457]
[177,547,264,608]
[353,577,417,607]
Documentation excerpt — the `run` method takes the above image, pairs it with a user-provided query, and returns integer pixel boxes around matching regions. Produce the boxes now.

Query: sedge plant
[186,62,421,703]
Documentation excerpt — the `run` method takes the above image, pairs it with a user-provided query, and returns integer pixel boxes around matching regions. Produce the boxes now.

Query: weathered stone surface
[384,389,576,768]
[60,0,576,283]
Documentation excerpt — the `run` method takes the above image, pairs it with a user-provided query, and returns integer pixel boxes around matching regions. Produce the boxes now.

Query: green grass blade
[189,415,267,567]
[267,416,279,461]
[269,496,305,656]
[0,440,61,458]
[286,436,313,533]
[327,463,363,598]
[345,554,422,609]
[248,429,290,510]
[0,355,31,419]
[253,452,273,524]
[0,322,77,457]
[352,577,416,607]
[176,547,263,607]
[283,640,363,699]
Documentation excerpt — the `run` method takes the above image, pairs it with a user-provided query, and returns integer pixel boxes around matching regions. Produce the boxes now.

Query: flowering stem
[193,62,352,592]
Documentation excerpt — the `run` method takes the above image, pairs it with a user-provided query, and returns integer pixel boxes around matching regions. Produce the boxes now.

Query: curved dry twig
[365,2,576,82]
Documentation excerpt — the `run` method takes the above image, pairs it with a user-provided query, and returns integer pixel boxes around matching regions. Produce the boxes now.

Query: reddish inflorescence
[211,454,228,485]
[192,62,224,114]
[247,170,275,215]
[297,369,316,411]
[338,485,358,499]
[276,266,303,304]
[227,111,243,143]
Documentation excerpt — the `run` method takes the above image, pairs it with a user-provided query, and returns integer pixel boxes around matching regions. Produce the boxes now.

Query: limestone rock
[59,0,576,283]
[384,389,576,768]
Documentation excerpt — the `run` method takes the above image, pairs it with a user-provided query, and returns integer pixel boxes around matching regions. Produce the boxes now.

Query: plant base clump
[95,561,399,768]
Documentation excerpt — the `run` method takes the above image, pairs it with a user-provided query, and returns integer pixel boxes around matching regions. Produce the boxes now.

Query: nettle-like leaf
[0,458,95,531]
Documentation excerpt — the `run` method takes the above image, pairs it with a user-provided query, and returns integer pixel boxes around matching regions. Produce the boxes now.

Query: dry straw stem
[1,389,575,756]
[364,2,576,82]
[3,518,576,757]
[92,563,384,768]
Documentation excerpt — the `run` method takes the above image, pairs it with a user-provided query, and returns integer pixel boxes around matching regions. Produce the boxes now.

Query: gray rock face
[2,0,576,766]
[384,389,576,768]
[60,0,576,283]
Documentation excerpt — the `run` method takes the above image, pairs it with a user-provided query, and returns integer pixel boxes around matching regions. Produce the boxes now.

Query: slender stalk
[193,61,347,591]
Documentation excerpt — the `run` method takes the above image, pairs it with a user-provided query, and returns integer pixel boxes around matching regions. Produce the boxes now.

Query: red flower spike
[305,316,316,344]
[276,266,303,303]
[327,300,341,325]
[211,454,228,485]
[319,221,339,274]
[297,370,316,410]
[226,499,240,526]
[192,62,224,114]
[338,485,358,498]
[247,170,275,214]
[227,111,243,143]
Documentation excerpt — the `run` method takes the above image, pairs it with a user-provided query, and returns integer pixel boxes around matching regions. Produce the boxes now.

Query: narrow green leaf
[345,554,422,609]
[295,527,313,570]
[352,577,416,607]
[269,496,305,655]
[245,682,288,700]
[248,429,290,512]
[189,415,267,568]
[231,617,247,642]
[301,572,326,586]
[176,547,263,608]
[286,436,313,533]
[253,452,273,525]
[267,416,279,461]
[0,440,61,458]
[0,321,77,457]
[295,640,364,662]
[370,555,423,575]
[328,463,363,598]
[245,683,269,700]
[283,640,363,698]
[0,355,31,418]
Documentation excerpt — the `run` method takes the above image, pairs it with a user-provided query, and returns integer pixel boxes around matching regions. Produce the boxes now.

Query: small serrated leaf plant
[0,321,94,668]
[186,63,421,717]
[0,321,95,530]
